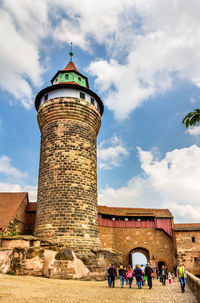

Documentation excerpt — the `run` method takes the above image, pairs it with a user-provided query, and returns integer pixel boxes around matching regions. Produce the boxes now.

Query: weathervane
[69,42,73,61]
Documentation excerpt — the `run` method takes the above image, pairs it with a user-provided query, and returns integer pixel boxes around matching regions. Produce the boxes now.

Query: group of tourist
[158,263,186,293]
[106,263,154,289]
[106,263,187,293]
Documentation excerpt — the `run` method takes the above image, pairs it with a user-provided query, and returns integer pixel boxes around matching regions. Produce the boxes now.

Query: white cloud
[86,1,200,119]
[99,145,200,222]
[0,182,37,202]
[0,155,28,178]
[98,136,129,170]
[186,125,200,136]
[0,0,49,108]
[52,0,135,53]
[2,0,200,118]
[0,154,37,201]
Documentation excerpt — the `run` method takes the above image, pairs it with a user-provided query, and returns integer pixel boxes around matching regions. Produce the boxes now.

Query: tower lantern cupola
[35,53,103,115]
[51,60,89,88]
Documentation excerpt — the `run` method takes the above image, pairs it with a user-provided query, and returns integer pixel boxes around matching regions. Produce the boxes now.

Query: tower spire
[69,42,73,61]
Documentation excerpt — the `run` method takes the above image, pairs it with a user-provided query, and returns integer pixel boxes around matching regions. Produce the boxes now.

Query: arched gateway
[129,247,150,268]
[98,206,174,271]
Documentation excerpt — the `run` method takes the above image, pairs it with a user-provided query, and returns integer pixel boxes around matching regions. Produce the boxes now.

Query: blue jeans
[119,275,124,287]
[128,277,133,287]
[180,277,186,292]
[108,276,111,287]
[137,280,142,288]
[147,277,152,289]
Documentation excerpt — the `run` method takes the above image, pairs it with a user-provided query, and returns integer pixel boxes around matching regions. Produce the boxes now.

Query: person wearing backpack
[108,264,117,288]
[145,263,153,289]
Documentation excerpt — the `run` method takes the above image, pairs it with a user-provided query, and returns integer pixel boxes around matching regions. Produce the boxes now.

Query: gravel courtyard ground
[0,274,197,303]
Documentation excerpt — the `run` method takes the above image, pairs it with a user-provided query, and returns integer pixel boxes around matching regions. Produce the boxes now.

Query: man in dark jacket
[108,264,117,288]
[159,265,168,285]
[145,263,153,289]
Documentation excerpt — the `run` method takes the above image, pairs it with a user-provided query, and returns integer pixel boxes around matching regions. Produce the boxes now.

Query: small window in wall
[78,76,81,81]
[44,94,48,101]
[194,257,199,263]
[91,97,94,105]
[80,92,85,99]
[192,237,195,243]
[97,103,100,112]
[65,74,69,79]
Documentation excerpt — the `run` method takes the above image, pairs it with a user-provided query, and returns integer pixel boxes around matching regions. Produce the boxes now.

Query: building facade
[0,57,199,278]
[0,195,199,276]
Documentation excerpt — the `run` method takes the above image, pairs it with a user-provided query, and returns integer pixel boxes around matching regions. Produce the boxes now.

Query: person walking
[127,265,133,288]
[145,263,153,289]
[168,272,172,285]
[177,263,186,293]
[108,264,117,288]
[134,265,142,289]
[173,265,177,277]
[118,265,125,288]
[159,265,167,286]
[106,264,111,287]
[141,264,145,285]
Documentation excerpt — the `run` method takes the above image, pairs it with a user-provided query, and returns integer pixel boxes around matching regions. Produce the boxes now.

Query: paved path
[0,274,198,303]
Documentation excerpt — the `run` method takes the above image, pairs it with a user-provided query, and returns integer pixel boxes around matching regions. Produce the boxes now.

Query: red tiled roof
[174,223,200,231]
[97,205,173,218]
[0,193,28,230]
[64,61,80,73]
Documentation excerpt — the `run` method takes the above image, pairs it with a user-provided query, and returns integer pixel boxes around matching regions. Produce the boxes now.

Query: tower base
[0,236,121,280]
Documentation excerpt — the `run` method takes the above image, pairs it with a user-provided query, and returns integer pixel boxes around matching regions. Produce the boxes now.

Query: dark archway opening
[129,247,150,268]
[158,261,165,271]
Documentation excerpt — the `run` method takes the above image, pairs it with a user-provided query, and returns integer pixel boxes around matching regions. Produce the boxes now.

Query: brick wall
[175,230,200,275]
[34,97,102,251]
[99,226,174,270]
[3,196,28,236]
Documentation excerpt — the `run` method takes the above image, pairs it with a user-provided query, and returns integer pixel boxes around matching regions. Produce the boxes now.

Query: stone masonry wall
[34,97,102,252]
[3,196,28,236]
[3,218,25,236]
[99,226,174,270]
[175,231,200,276]
[186,271,200,303]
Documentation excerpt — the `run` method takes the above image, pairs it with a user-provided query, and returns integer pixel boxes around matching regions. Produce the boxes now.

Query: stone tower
[34,54,104,253]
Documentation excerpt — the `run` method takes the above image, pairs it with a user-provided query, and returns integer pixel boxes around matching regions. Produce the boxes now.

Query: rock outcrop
[0,236,121,280]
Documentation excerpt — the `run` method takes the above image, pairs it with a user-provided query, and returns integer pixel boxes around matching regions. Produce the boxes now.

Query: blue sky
[0,0,200,223]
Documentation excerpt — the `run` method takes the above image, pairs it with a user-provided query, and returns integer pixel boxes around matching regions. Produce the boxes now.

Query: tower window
[78,76,81,81]
[91,97,94,105]
[65,74,69,79]
[80,92,85,99]
[194,257,199,263]
[192,237,195,243]
[44,94,48,101]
